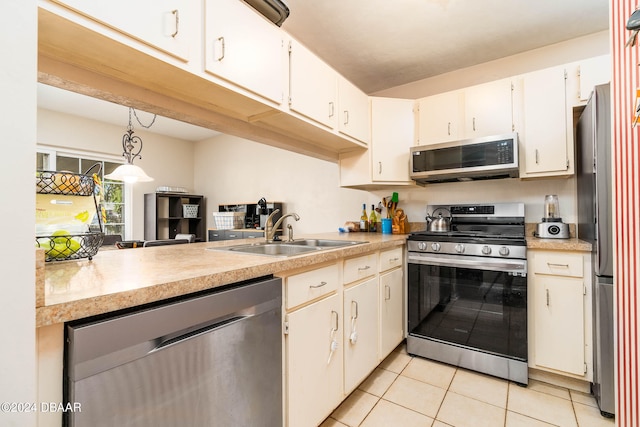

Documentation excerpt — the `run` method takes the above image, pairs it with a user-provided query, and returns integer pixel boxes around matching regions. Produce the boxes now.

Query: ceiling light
[105,107,155,183]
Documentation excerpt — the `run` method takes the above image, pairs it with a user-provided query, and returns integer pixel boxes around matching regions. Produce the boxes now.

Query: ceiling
[38,0,610,141]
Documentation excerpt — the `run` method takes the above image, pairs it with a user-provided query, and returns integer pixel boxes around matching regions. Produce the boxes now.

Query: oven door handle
[408,253,527,274]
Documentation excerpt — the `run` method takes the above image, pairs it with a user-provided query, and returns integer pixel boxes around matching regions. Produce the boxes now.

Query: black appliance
[576,83,615,418]
[407,202,528,384]
[410,133,519,184]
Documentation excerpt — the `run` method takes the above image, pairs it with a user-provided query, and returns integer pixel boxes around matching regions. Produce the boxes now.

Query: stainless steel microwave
[410,133,519,184]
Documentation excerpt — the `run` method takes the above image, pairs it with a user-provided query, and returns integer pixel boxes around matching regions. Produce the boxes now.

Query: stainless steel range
[407,202,528,384]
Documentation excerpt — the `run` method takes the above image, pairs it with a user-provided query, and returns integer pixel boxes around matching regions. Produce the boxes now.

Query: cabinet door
[379,268,404,359]
[54,0,193,61]
[337,76,369,144]
[371,98,414,182]
[464,79,513,138]
[343,278,378,394]
[205,0,285,104]
[289,39,337,128]
[534,275,585,375]
[578,55,611,101]
[521,66,569,176]
[286,294,343,427]
[417,91,463,145]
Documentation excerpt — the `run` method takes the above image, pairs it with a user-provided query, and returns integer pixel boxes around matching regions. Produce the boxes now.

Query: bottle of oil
[359,204,369,232]
[369,204,377,232]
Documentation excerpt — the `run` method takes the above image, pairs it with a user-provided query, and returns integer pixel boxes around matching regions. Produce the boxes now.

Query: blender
[535,195,570,238]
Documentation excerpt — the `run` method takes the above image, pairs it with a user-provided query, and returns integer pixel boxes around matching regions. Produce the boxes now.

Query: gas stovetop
[408,202,526,259]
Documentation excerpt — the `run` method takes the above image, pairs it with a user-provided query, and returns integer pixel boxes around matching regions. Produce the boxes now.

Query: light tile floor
[321,343,615,427]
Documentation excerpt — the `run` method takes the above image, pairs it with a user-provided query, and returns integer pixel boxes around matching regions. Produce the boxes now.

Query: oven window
[408,263,527,360]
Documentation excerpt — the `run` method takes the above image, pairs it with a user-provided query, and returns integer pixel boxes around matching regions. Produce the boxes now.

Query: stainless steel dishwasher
[64,276,282,427]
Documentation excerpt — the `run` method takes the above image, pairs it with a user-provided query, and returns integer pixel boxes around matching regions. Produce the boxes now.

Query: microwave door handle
[408,253,527,274]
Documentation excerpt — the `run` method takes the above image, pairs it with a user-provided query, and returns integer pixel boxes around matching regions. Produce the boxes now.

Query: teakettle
[426,207,452,232]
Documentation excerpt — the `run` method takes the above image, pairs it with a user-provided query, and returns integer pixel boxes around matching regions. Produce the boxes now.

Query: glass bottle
[359,204,369,232]
[369,204,377,232]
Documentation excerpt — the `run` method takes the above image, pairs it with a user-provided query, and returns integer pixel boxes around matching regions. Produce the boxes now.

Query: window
[37,147,130,238]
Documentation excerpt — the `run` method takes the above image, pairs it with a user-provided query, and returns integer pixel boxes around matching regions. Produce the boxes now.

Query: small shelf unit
[144,193,206,242]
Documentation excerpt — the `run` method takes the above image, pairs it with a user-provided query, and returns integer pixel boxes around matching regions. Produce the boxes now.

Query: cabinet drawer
[380,247,402,272]
[286,264,340,309]
[532,252,584,278]
[344,253,377,284]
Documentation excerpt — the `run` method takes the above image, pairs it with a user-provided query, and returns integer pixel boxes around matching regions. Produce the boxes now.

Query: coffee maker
[535,195,570,239]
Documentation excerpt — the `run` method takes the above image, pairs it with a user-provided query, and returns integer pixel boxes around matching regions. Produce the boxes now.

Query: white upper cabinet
[337,76,370,144]
[416,90,464,145]
[371,98,415,183]
[464,78,513,138]
[577,54,611,102]
[289,39,338,128]
[51,0,194,61]
[204,0,285,104]
[519,65,572,178]
[416,78,513,146]
[340,97,414,187]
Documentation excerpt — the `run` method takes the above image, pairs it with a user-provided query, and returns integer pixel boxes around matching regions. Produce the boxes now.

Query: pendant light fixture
[105,107,155,183]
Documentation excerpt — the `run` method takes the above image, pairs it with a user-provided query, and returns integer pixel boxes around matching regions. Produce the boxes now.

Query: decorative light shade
[105,107,155,183]
[105,163,153,183]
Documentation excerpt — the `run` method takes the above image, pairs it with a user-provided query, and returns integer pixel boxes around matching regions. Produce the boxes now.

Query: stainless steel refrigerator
[576,83,615,418]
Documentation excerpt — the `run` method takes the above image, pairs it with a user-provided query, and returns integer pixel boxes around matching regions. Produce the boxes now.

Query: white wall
[371,178,576,225]
[1,1,37,427]
[37,108,196,240]
[194,134,374,234]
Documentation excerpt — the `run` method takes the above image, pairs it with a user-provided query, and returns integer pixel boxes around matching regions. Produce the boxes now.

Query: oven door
[408,252,527,361]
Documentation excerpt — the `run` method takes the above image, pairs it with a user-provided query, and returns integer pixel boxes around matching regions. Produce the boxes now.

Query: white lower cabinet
[528,250,592,380]
[283,246,406,426]
[285,292,343,427]
[379,264,404,359]
[343,277,379,394]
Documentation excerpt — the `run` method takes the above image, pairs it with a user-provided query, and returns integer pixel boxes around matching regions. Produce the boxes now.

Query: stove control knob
[430,242,441,252]
[418,242,428,251]
[499,247,510,256]
[455,244,465,254]
[481,245,492,255]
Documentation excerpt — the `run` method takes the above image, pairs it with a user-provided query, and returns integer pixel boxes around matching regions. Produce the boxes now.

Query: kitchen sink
[287,239,365,248]
[228,243,321,256]
[207,239,366,257]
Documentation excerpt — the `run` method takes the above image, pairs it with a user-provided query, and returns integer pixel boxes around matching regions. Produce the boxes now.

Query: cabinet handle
[535,149,539,164]
[385,284,391,300]
[343,110,349,125]
[331,310,339,331]
[169,9,179,38]
[389,257,400,262]
[351,300,358,320]
[329,102,335,117]
[216,36,225,61]
[358,265,371,271]
[547,262,569,268]
[472,117,476,131]
[546,289,550,307]
[447,122,451,136]
[378,162,382,174]
[309,281,327,289]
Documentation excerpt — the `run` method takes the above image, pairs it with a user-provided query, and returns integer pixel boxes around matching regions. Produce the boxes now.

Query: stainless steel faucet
[265,209,300,243]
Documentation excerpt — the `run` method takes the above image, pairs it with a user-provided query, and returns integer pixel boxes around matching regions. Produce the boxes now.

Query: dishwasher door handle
[150,315,248,353]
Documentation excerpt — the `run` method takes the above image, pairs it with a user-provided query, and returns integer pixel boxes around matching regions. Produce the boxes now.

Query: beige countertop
[36,232,407,327]
[526,236,592,251]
